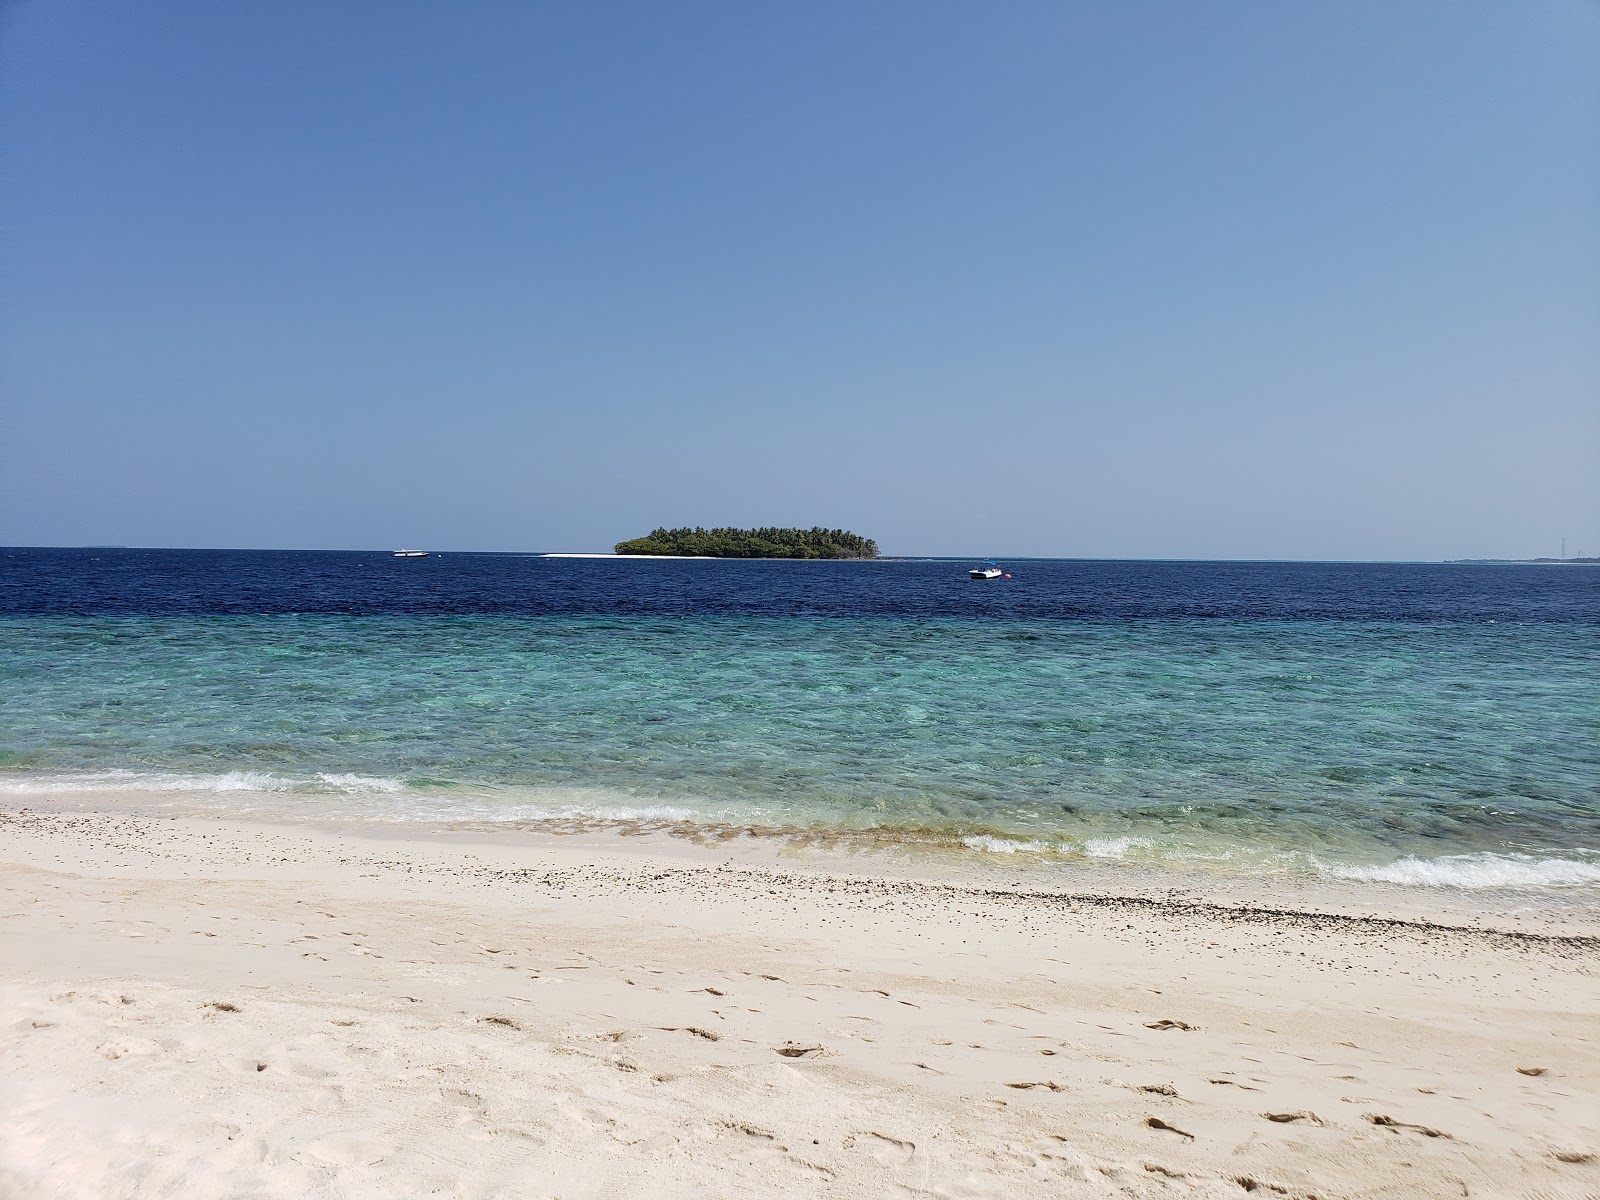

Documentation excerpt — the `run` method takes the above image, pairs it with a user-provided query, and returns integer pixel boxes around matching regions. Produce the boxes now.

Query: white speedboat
[969,561,1003,579]
[392,549,428,558]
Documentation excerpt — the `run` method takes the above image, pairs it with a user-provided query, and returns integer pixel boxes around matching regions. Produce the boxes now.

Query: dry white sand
[2,807,1595,1199]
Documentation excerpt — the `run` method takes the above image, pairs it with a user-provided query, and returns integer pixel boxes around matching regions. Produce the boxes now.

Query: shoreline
[6,787,1598,933]
[8,804,1597,944]
[3,807,1596,1198]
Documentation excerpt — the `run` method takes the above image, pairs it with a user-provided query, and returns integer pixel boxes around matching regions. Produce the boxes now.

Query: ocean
[2,548,1596,893]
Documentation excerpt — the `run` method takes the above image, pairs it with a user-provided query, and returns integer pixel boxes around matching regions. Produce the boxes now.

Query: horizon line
[2,544,1587,566]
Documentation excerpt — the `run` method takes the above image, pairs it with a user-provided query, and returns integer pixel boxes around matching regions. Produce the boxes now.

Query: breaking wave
[0,769,406,796]
[959,835,1159,860]
[958,831,1600,890]
[1316,852,1600,890]
[961,835,1056,854]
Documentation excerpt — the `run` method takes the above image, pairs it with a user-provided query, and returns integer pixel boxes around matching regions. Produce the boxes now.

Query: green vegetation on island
[614,527,879,559]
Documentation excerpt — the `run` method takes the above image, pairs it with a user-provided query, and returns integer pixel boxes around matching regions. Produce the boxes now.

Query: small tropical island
[614,526,879,559]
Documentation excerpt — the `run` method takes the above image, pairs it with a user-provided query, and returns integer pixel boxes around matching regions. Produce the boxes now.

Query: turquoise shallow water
[3,611,1596,889]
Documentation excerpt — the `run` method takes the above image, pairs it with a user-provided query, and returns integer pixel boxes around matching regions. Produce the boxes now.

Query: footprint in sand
[1263,1111,1325,1126]
[442,1088,488,1115]
[478,1015,524,1030]
[295,1133,390,1167]
[97,1038,159,1061]
[659,1026,720,1041]
[1144,1019,1196,1031]
[775,1043,823,1058]
[1365,1114,1450,1138]
[844,1131,915,1166]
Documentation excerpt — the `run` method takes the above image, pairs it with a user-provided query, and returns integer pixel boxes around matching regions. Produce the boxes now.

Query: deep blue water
[2,548,1596,891]
[5,547,1596,622]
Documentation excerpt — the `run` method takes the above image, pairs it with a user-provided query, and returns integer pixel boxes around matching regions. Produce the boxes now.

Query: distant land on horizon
[1446,557,1600,565]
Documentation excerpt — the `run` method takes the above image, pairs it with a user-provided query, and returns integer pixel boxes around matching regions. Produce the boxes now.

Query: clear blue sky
[3,1,1596,559]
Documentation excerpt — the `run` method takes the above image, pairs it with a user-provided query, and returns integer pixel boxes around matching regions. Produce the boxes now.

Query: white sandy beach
[2,807,1596,1200]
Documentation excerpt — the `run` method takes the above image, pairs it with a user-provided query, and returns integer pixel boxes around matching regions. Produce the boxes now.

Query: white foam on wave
[1318,853,1600,890]
[1082,836,1154,859]
[448,800,702,825]
[962,834,1054,854]
[0,769,711,825]
[0,769,407,796]
[312,773,406,794]
[961,834,1163,859]
[958,835,1600,892]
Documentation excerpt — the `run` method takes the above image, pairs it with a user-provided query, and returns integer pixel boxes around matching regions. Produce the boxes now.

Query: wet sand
[2,807,1596,1199]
